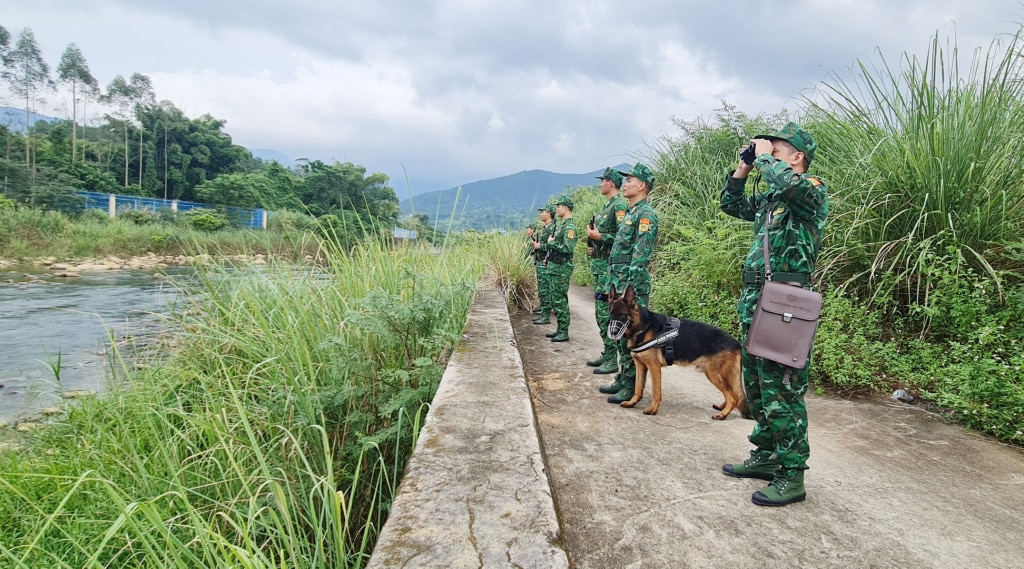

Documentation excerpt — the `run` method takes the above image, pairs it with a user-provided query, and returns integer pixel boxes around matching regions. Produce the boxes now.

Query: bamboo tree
[57,43,98,164]
[0,28,53,173]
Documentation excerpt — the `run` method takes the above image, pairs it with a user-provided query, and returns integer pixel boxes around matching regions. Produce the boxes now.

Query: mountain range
[400,165,629,231]
[0,107,62,133]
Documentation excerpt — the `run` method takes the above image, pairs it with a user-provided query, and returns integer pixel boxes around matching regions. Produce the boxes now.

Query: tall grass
[0,236,484,567]
[810,30,1024,324]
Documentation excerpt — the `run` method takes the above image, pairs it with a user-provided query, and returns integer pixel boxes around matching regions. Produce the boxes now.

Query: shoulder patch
[616,210,626,222]
[638,218,651,233]
[567,229,575,239]
[808,176,822,187]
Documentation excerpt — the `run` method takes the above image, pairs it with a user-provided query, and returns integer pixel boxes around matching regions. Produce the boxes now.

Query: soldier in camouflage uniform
[719,122,828,507]
[544,195,578,342]
[599,163,658,404]
[586,167,629,374]
[531,203,557,325]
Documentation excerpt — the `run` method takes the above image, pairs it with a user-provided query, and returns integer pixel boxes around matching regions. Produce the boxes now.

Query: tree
[299,161,398,227]
[0,28,54,172]
[194,172,271,208]
[101,75,134,186]
[127,73,155,187]
[101,73,153,187]
[57,43,98,164]
[0,24,10,64]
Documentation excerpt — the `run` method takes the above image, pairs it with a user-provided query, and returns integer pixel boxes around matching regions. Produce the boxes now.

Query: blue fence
[77,191,266,229]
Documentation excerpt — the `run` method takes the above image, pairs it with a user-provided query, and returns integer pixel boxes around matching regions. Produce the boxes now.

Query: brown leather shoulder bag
[744,208,822,370]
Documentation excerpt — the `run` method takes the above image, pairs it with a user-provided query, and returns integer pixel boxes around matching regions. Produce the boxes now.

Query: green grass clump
[810,30,1024,317]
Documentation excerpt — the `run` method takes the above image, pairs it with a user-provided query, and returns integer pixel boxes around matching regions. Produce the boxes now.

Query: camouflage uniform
[602,164,658,402]
[589,169,629,367]
[533,209,557,322]
[547,195,578,340]
[720,122,828,505]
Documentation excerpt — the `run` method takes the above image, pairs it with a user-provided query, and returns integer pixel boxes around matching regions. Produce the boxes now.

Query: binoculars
[739,143,757,166]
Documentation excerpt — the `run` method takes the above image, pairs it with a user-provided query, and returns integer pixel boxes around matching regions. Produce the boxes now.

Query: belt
[547,252,570,265]
[741,270,810,286]
[609,254,632,265]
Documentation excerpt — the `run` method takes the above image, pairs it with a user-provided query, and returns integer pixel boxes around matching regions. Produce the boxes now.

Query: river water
[0,266,192,425]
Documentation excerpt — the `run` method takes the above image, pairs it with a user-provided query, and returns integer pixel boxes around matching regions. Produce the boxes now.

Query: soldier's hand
[734,157,754,178]
[533,241,541,250]
[547,235,555,243]
[587,226,600,240]
[587,246,594,255]
[753,138,774,157]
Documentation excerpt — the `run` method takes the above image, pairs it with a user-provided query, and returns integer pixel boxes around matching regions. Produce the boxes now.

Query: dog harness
[630,317,681,365]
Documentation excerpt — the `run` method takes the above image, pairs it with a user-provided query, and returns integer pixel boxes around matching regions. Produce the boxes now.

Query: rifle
[525,230,540,260]
[588,215,598,253]
[542,223,554,266]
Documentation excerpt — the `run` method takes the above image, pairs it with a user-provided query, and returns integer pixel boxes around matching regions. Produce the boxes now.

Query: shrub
[117,206,161,226]
[80,208,111,223]
[180,208,228,231]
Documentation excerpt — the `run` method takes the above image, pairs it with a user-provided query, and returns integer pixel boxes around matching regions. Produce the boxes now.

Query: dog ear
[608,284,618,300]
[624,284,636,304]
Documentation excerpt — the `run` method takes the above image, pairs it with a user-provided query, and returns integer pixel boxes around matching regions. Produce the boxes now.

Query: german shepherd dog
[608,285,750,420]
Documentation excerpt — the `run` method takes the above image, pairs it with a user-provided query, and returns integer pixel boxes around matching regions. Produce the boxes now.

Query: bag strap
[760,202,793,382]
[761,202,776,282]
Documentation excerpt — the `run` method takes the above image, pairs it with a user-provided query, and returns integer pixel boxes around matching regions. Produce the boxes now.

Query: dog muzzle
[607,317,629,341]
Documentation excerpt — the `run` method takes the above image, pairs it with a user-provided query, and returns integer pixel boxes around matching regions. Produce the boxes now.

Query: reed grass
[809,29,1024,324]
[0,235,484,568]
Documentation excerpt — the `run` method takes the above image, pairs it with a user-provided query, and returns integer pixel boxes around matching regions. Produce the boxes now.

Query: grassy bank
[0,206,323,263]
[0,236,493,567]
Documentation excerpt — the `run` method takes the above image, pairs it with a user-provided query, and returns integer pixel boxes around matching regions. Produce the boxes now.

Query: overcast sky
[3,1,1023,196]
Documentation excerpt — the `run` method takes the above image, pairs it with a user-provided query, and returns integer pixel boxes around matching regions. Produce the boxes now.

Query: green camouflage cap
[595,166,623,187]
[757,121,817,162]
[538,202,556,215]
[554,194,574,209]
[616,163,655,188]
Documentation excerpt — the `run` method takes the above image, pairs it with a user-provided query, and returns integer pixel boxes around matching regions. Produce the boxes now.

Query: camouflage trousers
[536,262,552,313]
[740,321,810,471]
[608,272,649,382]
[548,261,573,334]
[591,258,617,357]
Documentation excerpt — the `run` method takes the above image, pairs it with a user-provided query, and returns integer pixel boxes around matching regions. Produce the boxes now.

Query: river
[0,266,192,425]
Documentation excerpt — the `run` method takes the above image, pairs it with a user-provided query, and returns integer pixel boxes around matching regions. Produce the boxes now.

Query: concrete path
[514,285,1024,569]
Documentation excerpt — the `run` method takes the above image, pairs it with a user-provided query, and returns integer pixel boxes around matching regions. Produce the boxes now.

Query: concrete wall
[366,285,569,568]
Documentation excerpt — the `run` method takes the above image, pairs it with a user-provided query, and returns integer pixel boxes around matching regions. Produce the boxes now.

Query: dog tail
[727,349,753,420]
[738,394,752,420]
